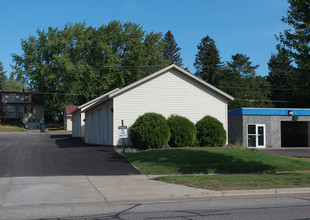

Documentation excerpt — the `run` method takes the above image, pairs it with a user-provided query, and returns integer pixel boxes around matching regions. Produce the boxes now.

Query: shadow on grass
[124,148,274,174]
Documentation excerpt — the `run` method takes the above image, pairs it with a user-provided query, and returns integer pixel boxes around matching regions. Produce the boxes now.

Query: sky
[0,0,290,77]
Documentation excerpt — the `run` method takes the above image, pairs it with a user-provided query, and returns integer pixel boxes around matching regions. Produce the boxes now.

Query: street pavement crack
[85,176,109,203]
[0,178,12,209]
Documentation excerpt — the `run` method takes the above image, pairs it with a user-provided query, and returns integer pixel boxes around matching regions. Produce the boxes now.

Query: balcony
[3,112,23,118]
[2,94,32,104]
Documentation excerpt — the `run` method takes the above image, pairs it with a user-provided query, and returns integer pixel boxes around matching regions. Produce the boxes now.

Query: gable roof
[84,64,234,112]
[109,64,234,100]
[65,105,78,116]
[71,88,119,115]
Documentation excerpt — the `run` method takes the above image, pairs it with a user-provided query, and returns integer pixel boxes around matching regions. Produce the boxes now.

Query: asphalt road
[1,194,310,219]
[0,133,140,177]
[258,148,310,158]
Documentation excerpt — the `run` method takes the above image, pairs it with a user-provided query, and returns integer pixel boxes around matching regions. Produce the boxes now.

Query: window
[4,95,9,101]
[16,95,20,100]
[24,96,29,101]
[247,124,266,148]
[15,106,20,112]
[28,119,31,123]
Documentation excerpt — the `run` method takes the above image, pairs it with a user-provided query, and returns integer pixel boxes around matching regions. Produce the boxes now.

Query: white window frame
[247,124,266,148]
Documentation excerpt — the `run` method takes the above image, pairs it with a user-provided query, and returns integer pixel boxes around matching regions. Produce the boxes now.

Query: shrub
[196,115,226,147]
[130,112,170,149]
[167,115,197,147]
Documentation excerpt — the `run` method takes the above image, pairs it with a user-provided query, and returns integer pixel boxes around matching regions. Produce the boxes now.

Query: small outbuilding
[64,105,78,131]
[71,89,119,138]
[229,108,310,148]
[76,64,233,146]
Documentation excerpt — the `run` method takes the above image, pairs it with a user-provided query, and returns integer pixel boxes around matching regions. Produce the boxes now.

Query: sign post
[118,120,128,153]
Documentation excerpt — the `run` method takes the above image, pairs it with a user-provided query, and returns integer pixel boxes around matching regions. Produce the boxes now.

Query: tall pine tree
[277,0,310,107]
[162,30,183,66]
[266,47,295,107]
[194,36,222,86]
[218,54,272,109]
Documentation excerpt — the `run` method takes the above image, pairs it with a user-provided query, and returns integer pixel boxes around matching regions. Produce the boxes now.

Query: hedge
[196,115,226,147]
[167,115,197,147]
[130,112,170,149]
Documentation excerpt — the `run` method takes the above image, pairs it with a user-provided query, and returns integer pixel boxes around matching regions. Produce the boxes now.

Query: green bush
[196,115,226,147]
[130,112,170,149]
[167,115,197,147]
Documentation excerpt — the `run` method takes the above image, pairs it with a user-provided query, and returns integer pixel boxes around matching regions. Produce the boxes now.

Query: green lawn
[0,124,25,132]
[123,147,310,174]
[154,173,310,190]
[0,121,71,133]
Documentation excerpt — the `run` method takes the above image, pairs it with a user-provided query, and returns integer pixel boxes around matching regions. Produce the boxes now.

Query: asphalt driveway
[0,133,140,177]
[259,148,310,158]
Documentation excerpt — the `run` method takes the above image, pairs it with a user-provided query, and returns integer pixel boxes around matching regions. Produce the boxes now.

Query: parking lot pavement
[0,133,140,177]
[258,148,310,158]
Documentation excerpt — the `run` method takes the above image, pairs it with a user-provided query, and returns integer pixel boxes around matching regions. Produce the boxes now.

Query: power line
[234,98,293,103]
[217,86,293,91]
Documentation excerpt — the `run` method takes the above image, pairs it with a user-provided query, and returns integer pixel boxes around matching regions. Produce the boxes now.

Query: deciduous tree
[12,21,167,120]
[0,62,7,91]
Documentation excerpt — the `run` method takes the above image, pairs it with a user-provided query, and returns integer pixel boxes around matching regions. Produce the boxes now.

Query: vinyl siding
[65,116,73,131]
[113,69,228,146]
[72,110,81,137]
[84,100,113,145]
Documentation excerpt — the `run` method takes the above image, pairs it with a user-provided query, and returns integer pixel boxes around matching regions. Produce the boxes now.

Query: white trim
[71,88,119,114]
[247,124,266,148]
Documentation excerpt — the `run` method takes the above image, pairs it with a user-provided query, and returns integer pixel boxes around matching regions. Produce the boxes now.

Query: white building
[71,89,119,138]
[64,105,78,131]
[73,64,234,146]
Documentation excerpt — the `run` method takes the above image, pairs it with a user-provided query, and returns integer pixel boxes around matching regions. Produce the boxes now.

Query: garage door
[281,121,309,147]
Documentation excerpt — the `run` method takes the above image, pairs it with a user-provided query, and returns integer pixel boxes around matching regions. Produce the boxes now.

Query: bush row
[130,112,226,149]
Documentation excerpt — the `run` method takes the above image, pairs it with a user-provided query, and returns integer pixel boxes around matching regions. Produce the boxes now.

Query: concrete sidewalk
[1,175,310,205]
[0,175,310,219]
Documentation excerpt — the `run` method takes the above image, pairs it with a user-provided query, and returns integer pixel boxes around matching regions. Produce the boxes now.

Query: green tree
[12,21,167,121]
[277,0,310,107]
[194,36,222,86]
[162,30,183,66]
[266,47,295,107]
[0,62,8,90]
[218,53,272,109]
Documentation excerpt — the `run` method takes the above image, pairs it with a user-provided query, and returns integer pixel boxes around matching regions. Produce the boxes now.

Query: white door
[247,124,266,148]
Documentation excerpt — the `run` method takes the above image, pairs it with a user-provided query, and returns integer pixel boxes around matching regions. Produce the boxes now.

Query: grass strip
[154,173,310,190]
[124,147,310,174]
[0,125,24,132]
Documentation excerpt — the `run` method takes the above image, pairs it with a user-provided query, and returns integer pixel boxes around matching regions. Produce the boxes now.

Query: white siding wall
[72,110,81,137]
[113,69,228,146]
[84,100,113,145]
[65,116,73,131]
[72,110,86,138]
[80,112,85,137]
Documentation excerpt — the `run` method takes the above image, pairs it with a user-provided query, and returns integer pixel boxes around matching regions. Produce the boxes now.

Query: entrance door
[247,124,266,148]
